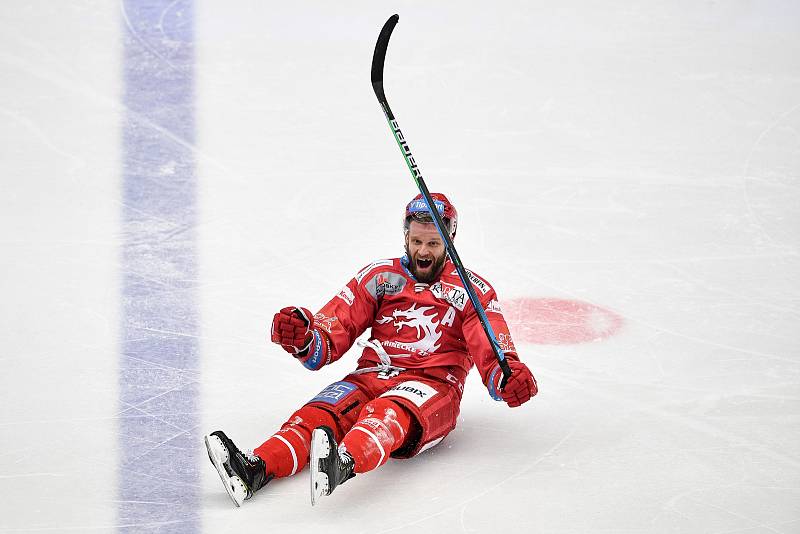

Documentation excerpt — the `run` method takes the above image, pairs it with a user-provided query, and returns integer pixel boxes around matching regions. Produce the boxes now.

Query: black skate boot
[310,425,356,505]
[205,430,272,507]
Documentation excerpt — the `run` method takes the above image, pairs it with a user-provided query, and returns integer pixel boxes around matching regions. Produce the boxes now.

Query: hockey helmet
[403,192,458,239]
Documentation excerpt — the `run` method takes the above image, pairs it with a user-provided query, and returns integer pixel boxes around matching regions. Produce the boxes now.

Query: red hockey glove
[488,360,537,408]
[271,306,315,356]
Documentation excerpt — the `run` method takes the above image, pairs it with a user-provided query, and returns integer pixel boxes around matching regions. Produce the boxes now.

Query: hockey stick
[371,14,513,390]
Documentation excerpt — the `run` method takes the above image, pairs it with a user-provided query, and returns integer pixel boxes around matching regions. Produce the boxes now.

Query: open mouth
[416,258,433,270]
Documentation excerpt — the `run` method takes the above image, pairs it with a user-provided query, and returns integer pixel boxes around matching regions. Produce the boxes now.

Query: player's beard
[405,246,447,284]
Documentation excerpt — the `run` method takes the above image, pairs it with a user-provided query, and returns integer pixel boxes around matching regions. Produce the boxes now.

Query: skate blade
[309,428,331,506]
[204,434,247,508]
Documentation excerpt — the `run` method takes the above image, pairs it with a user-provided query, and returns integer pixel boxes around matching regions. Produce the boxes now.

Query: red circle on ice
[501,298,623,345]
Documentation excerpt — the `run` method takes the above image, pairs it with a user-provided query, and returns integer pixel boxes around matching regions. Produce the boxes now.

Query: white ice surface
[2,1,800,533]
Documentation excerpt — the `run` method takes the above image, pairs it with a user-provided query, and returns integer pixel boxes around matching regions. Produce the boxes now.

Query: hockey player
[205,193,537,507]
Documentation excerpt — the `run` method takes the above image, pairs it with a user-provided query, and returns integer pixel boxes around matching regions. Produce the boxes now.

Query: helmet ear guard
[403,192,458,239]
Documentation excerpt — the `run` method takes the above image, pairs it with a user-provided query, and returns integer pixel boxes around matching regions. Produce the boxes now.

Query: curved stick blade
[371,14,399,102]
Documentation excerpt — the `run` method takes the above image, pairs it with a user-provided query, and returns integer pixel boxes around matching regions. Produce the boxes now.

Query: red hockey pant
[254,368,463,477]
[254,397,411,476]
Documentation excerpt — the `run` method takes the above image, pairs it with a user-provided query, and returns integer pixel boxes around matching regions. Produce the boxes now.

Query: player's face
[405,221,446,283]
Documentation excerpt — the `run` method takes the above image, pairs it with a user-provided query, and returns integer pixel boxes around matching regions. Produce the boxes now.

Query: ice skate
[310,425,355,505]
[205,430,272,507]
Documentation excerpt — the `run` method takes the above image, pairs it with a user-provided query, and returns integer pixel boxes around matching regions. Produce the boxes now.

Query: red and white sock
[254,405,338,478]
[341,398,412,473]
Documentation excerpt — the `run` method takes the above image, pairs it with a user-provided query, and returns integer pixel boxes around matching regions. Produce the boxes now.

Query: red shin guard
[341,398,412,473]
[254,405,338,478]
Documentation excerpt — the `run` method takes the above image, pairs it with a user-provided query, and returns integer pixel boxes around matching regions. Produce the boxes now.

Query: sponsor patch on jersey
[310,381,358,405]
[381,380,438,407]
[485,299,502,313]
[468,271,491,294]
[336,285,355,306]
[451,269,491,295]
[313,312,338,335]
[356,259,394,283]
[430,281,467,311]
[366,271,407,300]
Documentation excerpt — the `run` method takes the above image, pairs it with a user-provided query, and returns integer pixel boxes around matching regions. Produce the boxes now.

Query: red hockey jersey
[307,257,519,389]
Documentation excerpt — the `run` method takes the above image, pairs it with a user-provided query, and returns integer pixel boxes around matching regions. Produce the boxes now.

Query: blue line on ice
[119,1,199,532]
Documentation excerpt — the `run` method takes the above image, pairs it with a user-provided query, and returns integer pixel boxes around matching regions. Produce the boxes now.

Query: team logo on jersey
[430,281,467,311]
[376,303,442,354]
[498,332,516,353]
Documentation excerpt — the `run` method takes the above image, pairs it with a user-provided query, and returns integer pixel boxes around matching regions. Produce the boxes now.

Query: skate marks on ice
[118,0,202,531]
[540,370,800,532]
[371,428,578,534]
[740,101,800,251]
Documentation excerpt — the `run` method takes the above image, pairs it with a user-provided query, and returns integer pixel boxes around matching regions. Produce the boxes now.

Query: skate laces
[338,445,354,465]
[244,450,261,465]
[337,446,356,482]
[353,339,407,375]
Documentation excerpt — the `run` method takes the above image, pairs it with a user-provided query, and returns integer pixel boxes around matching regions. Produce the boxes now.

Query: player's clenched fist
[491,360,537,408]
[271,306,314,355]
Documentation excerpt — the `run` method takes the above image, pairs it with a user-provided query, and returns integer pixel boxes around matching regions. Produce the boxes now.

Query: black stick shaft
[370,14,513,389]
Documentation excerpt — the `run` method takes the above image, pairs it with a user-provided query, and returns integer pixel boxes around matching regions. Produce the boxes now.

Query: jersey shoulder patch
[353,259,409,301]
[355,258,397,284]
